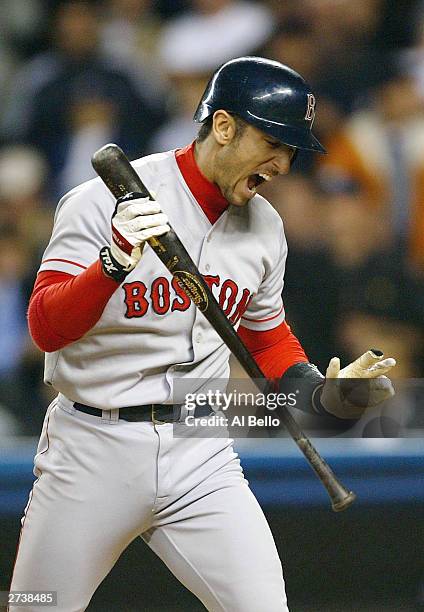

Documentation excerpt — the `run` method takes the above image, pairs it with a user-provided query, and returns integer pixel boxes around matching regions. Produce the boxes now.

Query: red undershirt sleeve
[238,320,308,379]
[29,262,309,372]
[28,260,120,352]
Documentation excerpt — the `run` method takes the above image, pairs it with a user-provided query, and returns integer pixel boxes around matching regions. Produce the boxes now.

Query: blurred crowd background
[1,0,424,436]
[1,3,424,610]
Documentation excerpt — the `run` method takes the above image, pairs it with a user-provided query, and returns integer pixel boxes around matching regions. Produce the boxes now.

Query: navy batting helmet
[194,56,326,154]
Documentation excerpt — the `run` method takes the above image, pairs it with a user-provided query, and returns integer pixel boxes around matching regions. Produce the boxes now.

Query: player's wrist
[278,362,330,416]
[99,246,132,282]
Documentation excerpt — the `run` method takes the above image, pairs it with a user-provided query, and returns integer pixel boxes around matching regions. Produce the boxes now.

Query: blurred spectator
[0,146,54,434]
[270,184,424,436]
[149,71,207,152]
[0,232,29,379]
[0,1,46,60]
[154,0,191,19]
[1,0,166,198]
[151,0,274,151]
[261,174,424,376]
[299,0,389,113]
[0,229,45,435]
[263,0,307,24]
[0,2,47,128]
[0,145,52,261]
[159,1,273,75]
[263,18,320,85]
[401,3,424,100]
[259,175,338,371]
[339,313,423,379]
[56,81,118,194]
[375,0,420,50]
[329,195,424,437]
[99,0,167,104]
[323,189,424,367]
[0,403,20,438]
[324,191,391,270]
[304,0,383,52]
[318,69,424,269]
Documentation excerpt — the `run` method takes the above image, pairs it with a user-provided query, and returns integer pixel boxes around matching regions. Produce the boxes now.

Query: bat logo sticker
[174,271,209,312]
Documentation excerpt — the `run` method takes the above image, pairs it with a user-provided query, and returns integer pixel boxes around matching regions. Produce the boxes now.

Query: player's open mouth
[247,172,273,195]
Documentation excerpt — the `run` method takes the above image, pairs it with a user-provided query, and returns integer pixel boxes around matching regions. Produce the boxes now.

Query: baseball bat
[91,143,355,512]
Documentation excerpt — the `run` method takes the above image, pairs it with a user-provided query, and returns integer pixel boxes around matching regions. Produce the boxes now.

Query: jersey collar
[175,142,229,225]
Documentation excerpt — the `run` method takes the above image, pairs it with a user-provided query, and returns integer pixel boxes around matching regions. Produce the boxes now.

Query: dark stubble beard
[214,142,251,206]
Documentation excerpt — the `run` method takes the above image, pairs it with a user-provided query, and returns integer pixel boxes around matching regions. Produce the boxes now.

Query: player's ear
[212,110,237,145]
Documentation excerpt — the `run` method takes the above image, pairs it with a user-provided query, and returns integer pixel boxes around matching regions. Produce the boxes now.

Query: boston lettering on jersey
[123,274,252,326]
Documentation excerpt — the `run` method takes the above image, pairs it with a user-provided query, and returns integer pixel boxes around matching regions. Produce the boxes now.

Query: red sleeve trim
[41,258,88,269]
[28,260,120,352]
[238,320,308,379]
[241,304,284,323]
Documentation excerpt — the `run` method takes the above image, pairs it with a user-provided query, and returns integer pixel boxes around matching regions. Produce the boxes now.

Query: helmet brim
[246,111,327,154]
[194,104,327,154]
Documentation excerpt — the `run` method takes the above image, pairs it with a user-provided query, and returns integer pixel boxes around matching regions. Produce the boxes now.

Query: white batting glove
[320,349,396,419]
[111,192,170,271]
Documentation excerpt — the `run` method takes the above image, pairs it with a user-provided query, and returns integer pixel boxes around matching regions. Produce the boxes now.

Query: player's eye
[266,139,280,148]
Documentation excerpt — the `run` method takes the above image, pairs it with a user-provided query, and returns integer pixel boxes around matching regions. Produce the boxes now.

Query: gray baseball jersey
[10,149,289,612]
[39,150,287,408]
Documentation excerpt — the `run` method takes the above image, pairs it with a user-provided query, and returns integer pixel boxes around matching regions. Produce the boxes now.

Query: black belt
[73,402,212,423]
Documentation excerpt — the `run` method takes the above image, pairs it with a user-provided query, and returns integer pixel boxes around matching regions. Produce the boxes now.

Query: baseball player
[10,57,396,611]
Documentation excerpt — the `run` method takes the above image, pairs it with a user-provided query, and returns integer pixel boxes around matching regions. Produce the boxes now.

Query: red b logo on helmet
[305,93,316,124]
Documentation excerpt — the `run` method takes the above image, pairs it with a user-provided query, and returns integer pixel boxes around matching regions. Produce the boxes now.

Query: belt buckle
[151,404,172,425]
[151,404,161,425]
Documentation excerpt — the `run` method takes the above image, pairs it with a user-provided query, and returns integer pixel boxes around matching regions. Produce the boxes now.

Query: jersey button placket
[191,231,210,352]
[200,228,213,275]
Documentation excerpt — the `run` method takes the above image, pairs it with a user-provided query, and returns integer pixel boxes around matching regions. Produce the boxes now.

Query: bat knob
[331,490,356,512]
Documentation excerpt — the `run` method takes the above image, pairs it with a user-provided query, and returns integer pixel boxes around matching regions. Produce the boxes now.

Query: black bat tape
[91,143,355,512]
